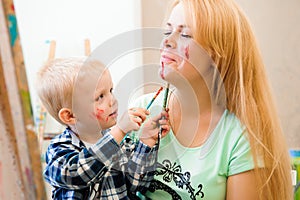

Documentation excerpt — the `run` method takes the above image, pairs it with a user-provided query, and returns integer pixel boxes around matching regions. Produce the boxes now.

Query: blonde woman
[133,0,293,199]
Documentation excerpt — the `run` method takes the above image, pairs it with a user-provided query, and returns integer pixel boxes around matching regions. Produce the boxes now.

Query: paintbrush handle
[157,83,170,149]
[162,83,170,109]
[146,86,163,110]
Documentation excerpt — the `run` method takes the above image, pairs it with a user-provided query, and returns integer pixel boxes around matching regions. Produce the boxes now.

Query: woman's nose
[164,34,177,49]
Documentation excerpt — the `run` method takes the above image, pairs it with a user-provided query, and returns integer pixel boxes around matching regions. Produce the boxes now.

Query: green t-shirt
[131,91,254,200]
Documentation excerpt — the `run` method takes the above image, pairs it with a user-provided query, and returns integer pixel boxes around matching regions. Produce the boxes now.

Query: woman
[133,0,293,199]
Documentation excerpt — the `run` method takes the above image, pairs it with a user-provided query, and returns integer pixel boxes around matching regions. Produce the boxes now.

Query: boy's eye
[95,94,104,101]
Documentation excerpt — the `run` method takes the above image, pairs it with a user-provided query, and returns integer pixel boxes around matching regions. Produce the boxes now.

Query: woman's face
[160,2,212,84]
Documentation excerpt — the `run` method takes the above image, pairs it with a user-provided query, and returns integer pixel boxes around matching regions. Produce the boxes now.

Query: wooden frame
[0,0,46,199]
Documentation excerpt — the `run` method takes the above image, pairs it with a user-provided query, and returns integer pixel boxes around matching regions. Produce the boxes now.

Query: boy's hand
[117,108,149,134]
[140,110,170,147]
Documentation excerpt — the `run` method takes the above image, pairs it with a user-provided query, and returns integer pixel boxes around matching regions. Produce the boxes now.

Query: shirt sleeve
[227,133,255,176]
[44,133,122,189]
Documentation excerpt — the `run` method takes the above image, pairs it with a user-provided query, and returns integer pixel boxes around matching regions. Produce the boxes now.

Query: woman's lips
[161,55,177,64]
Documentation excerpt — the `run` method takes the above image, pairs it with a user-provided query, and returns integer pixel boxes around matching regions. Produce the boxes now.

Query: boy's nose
[109,95,117,107]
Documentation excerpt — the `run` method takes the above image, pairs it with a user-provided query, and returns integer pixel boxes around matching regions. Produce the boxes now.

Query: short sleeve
[227,133,255,176]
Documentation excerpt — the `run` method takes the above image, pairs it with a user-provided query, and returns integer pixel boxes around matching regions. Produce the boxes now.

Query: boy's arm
[44,132,123,189]
[108,107,149,143]
[109,125,126,144]
[124,110,170,193]
[122,137,158,194]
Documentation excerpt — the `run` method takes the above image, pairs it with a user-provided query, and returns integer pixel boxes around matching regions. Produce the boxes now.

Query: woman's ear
[58,108,76,125]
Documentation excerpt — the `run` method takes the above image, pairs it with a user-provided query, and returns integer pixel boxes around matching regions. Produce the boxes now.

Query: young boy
[36,57,169,199]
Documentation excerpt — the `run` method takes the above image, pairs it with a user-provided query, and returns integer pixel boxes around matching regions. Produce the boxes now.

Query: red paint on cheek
[95,109,105,120]
[184,46,190,59]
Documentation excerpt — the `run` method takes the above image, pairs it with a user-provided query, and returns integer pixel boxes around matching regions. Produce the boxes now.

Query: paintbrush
[146,86,163,110]
[157,82,170,147]
[162,83,170,110]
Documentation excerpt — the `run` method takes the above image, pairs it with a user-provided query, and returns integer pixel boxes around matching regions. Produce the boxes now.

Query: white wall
[14,0,142,133]
[235,0,300,148]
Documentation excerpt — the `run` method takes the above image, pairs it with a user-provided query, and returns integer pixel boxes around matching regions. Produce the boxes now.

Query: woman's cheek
[184,46,190,60]
[180,44,190,60]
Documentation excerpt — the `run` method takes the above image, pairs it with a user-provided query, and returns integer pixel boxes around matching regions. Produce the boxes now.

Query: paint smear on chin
[160,62,165,79]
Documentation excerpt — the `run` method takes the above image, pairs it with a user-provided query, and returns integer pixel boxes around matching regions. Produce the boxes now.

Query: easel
[85,38,91,56]
[0,0,46,199]
[36,40,56,153]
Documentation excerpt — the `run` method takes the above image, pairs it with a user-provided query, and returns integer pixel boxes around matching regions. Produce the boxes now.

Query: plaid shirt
[44,128,157,200]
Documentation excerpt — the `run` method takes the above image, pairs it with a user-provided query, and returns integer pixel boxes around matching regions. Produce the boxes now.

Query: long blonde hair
[177,0,293,199]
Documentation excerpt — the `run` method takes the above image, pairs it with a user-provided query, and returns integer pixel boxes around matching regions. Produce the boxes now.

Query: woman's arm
[226,170,259,200]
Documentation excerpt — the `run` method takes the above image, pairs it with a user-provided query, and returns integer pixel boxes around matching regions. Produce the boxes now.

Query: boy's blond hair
[36,57,107,125]
[36,57,85,124]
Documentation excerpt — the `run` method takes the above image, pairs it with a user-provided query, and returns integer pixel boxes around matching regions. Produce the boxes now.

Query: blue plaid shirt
[44,128,157,199]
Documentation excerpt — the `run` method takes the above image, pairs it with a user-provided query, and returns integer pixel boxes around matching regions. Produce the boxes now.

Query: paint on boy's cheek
[93,108,105,121]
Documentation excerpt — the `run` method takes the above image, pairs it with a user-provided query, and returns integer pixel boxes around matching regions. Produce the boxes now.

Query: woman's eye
[181,34,192,38]
[110,88,113,93]
[163,31,172,36]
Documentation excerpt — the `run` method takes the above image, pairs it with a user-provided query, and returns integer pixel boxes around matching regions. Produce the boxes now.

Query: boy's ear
[58,108,76,125]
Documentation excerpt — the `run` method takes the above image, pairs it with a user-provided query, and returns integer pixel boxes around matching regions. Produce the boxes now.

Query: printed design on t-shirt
[149,159,204,199]
[148,179,182,200]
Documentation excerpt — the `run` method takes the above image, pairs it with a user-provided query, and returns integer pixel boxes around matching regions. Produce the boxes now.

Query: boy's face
[92,69,118,130]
